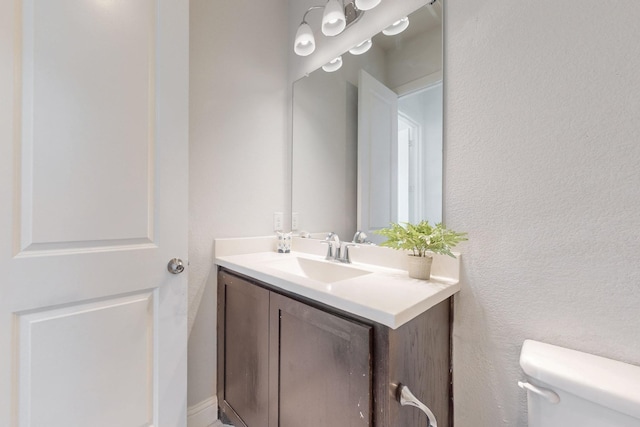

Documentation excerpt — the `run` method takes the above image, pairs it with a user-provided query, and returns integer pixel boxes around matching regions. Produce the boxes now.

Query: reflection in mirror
[292,2,442,243]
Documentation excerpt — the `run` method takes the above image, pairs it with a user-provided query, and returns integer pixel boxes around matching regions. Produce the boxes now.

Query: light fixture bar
[343,1,365,28]
[302,5,324,22]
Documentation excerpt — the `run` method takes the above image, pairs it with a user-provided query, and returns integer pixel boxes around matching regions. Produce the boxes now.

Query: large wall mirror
[292,2,442,243]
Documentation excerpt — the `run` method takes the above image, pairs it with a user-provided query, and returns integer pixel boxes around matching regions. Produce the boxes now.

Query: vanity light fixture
[294,22,316,56]
[294,0,373,57]
[348,38,372,55]
[294,5,323,56]
[382,16,409,36]
[322,56,343,72]
[322,0,346,36]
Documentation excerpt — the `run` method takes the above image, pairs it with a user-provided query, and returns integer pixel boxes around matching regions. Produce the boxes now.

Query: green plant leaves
[374,221,467,258]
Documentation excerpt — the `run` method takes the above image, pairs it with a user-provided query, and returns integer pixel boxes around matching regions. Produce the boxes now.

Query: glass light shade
[294,22,316,56]
[322,56,343,72]
[382,16,409,36]
[355,0,381,11]
[349,39,372,55]
[322,0,346,36]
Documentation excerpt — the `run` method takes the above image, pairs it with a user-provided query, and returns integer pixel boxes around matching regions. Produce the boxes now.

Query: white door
[357,70,398,242]
[0,0,188,426]
[397,127,411,224]
[398,114,423,224]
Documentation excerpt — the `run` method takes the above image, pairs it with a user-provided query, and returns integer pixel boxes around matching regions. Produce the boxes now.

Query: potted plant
[374,221,467,280]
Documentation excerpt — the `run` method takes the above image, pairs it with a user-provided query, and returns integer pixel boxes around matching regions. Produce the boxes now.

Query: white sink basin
[267,256,371,283]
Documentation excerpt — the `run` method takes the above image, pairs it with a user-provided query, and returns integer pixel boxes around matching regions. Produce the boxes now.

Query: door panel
[17,291,154,426]
[19,0,155,252]
[1,0,188,425]
[357,70,398,240]
[270,293,372,427]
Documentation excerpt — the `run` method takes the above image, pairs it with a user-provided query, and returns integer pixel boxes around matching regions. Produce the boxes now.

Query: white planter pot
[407,255,433,280]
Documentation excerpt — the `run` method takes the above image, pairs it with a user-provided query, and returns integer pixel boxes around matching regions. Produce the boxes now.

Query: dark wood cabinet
[217,268,451,427]
[269,292,371,427]
[217,271,270,427]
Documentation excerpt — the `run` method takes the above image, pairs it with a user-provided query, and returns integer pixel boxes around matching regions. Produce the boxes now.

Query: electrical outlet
[273,212,283,231]
[292,212,299,231]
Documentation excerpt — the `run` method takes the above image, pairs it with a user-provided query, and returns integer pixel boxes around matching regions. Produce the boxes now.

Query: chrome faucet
[322,232,341,260]
[352,230,368,244]
[321,232,357,263]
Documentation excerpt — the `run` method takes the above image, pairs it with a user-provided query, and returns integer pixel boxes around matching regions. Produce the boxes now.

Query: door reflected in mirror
[292,2,442,243]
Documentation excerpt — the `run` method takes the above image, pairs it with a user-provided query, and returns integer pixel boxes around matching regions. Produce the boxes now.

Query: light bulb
[382,16,409,36]
[322,56,343,72]
[294,22,316,56]
[355,0,381,11]
[349,39,372,55]
[322,0,346,36]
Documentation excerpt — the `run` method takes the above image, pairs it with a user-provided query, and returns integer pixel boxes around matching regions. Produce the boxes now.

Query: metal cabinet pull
[518,381,560,404]
[397,384,437,427]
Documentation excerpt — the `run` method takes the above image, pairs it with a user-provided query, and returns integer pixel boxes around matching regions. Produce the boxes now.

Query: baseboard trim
[187,396,219,427]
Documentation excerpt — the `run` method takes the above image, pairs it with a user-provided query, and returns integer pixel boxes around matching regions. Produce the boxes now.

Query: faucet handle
[323,232,344,260]
[339,242,357,263]
[326,231,340,243]
[320,240,333,260]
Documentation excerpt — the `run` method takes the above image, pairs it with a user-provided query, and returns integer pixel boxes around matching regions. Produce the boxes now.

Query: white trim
[394,70,443,97]
[187,396,219,427]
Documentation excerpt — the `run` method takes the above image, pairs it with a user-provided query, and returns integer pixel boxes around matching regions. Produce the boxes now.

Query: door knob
[167,258,185,274]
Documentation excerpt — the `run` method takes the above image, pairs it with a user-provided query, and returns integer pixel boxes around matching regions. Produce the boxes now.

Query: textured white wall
[188,0,289,406]
[189,0,640,421]
[446,0,640,425]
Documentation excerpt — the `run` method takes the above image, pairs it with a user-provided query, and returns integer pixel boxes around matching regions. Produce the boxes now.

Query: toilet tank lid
[520,340,640,420]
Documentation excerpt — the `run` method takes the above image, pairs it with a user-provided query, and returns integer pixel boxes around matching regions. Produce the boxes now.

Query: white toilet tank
[519,340,640,427]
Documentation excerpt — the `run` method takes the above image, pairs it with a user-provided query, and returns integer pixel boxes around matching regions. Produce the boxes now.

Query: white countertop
[214,237,461,329]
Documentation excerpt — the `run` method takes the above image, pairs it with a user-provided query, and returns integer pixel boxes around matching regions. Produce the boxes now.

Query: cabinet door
[269,293,372,427]
[217,272,270,427]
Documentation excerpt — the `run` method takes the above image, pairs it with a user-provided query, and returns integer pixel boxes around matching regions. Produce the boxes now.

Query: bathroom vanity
[221,1,449,423]
[215,237,459,427]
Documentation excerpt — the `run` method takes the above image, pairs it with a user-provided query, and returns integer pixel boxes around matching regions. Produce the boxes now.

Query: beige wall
[188,0,289,407]
[446,0,640,425]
